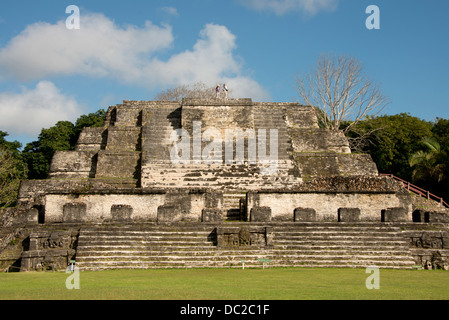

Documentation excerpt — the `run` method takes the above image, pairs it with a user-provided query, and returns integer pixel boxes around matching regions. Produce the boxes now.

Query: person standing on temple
[223,83,228,99]
[215,84,221,98]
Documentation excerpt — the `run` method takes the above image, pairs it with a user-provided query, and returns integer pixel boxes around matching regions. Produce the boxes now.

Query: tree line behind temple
[1,109,449,208]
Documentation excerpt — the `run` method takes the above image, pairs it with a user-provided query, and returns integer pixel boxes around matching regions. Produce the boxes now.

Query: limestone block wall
[106,126,141,151]
[75,127,106,151]
[45,194,166,223]
[284,104,319,129]
[247,191,412,222]
[48,151,98,179]
[95,150,141,180]
[43,190,223,223]
[113,103,143,126]
[290,128,351,153]
[295,153,378,180]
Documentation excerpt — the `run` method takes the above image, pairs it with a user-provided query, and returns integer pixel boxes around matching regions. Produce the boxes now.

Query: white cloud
[0,81,83,137]
[240,0,339,16]
[0,13,269,100]
[0,13,174,82]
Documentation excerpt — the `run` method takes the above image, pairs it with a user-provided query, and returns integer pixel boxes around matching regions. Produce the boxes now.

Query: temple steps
[223,192,246,220]
[74,223,416,270]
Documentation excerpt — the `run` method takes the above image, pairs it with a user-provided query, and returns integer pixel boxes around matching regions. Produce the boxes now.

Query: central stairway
[75,223,416,270]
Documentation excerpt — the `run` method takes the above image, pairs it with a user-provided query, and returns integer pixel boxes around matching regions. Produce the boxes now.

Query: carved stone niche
[216,226,273,249]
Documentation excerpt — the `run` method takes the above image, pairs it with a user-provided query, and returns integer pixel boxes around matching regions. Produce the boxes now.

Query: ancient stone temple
[1,98,448,271]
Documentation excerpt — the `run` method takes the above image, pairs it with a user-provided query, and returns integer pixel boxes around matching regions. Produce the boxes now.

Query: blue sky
[0,0,448,147]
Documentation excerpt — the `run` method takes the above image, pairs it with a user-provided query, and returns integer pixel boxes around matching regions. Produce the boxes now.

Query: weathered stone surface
[290,128,350,153]
[338,208,361,222]
[250,206,271,222]
[5,99,449,273]
[106,126,141,151]
[216,226,271,248]
[382,207,409,222]
[111,204,133,221]
[95,150,141,179]
[20,229,78,271]
[247,186,412,222]
[428,211,449,223]
[157,204,180,224]
[62,202,87,223]
[49,151,97,179]
[201,208,222,222]
[75,127,106,151]
[26,208,39,224]
[294,207,316,222]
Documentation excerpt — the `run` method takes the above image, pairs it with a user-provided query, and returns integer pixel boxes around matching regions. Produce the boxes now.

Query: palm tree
[409,137,447,184]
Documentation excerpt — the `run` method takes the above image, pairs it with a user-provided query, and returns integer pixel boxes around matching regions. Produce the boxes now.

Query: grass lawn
[0,267,448,300]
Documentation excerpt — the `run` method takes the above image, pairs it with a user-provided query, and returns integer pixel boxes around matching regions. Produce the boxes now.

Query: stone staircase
[223,192,246,220]
[139,103,301,191]
[270,223,415,268]
[252,105,292,161]
[141,105,181,185]
[74,223,416,270]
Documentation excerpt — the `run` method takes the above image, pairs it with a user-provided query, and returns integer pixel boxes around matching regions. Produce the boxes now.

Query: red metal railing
[380,173,449,208]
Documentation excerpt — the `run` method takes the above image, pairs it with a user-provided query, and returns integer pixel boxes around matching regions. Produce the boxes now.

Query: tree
[432,118,449,150]
[0,132,27,207]
[74,109,106,133]
[154,82,218,101]
[22,121,75,179]
[0,131,22,152]
[294,53,389,134]
[410,137,447,184]
[349,113,433,180]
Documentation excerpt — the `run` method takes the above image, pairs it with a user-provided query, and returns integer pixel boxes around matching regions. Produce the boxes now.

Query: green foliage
[74,109,106,135]
[0,131,22,152]
[409,136,449,200]
[22,121,75,179]
[432,118,449,150]
[349,113,433,180]
[410,138,447,182]
[349,114,449,201]
[0,132,27,207]
[0,109,106,207]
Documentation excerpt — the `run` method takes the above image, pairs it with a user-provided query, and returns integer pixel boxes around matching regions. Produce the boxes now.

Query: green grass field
[0,268,448,300]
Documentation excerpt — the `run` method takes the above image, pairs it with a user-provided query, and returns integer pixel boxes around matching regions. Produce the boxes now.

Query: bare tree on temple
[294,53,389,135]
